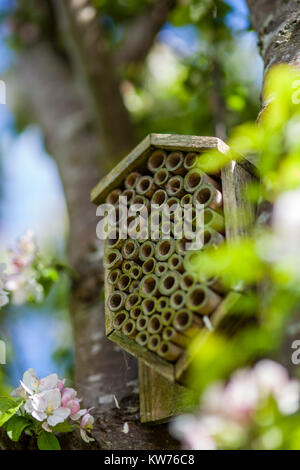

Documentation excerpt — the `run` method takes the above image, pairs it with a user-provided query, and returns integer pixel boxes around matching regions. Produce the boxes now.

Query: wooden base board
[138,361,198,424]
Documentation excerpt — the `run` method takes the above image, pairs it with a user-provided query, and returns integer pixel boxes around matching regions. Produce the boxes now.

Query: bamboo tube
[122,239,139,261]
[129,280,140,293]
[132,194,150,212]
[162,327,188,348]
[180,272,196,291]
[155,262,168,277]
[127,214,149,240]
[125,172,141,189]
[122,319,137,339]
[107,291,127,312]
[141,297,157,316]
[161,220,171,237]
[106,188,121,205]
[193,184,223,211]
[175,238,188,256]
[157,341,182,362]
[161,309,175,326]
[184,206,197,224]
[106,229,124,250]
[139,241,155,261]
[151,189,168,206]
[109,205,127,227]
[136,315,149,332]
[103,249,123,269]
[147,314,163,334]
[184,152,198,170]
[173,309,202,337]
[155,239,175,261]
[170,290,186,310]
[172,220,183,239]
[140,274,159,298]
[183,251,200,273]
[204,208,225,233]
[107,268,122,286]
[168,253,184,273]
[122,260,134,275]
[154,168,169,187]
[113,311,129,330]
[157,296,169,310]
[125,293,141,311]
[142,257,156,275]
[130,305,143,320]
[117,274,131,291]
[201,276,226,295]
[165,197,181,221]
[136,175,157,198]
[129,264,143,280]
[136,331,149,347]
[147,150,167,173]
[147,334,161,352]
[184,169,220,193]
[159,271,180,295]
[166,175,185,198]
[203,228,225,247]
[166,151,185,175]
[181,193,193,207]
[186,285,221,315]
[122,188,136,205]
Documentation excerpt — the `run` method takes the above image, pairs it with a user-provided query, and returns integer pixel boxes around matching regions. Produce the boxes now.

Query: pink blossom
[80,411,95,443]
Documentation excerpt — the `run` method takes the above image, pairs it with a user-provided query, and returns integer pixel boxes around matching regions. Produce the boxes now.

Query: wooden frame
[91,133,256,422]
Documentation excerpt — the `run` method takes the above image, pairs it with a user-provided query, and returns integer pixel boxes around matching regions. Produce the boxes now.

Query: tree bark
[247,0,300,73]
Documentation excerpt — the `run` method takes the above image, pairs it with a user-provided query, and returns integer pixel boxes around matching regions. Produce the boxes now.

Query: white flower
[80,411,95,443]
[11,230,37,270]
[20,368,59,395]
[29,388,70,427]
[170,414,217,450]
[11,369,59,397]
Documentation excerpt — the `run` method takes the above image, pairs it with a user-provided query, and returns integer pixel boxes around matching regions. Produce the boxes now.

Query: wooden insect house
[91,134,255,423]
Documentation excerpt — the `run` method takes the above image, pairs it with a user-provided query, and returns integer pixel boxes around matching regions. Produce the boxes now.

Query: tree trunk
[247,0,300,73]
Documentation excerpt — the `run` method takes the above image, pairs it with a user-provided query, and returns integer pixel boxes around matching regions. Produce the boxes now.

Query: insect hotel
[91,134,255,423]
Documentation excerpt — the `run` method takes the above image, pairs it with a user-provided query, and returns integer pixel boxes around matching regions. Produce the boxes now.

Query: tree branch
[115,0,177,66]
[52,0,134,159]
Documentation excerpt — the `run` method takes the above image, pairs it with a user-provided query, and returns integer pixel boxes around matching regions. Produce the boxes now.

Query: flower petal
[39,374,59,392]
[47,407,70,427]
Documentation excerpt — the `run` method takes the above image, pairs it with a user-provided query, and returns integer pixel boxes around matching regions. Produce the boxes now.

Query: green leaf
[0,397,23,427]
[4,415,31,442]
[37,431,61,451]
[51,422,74,433]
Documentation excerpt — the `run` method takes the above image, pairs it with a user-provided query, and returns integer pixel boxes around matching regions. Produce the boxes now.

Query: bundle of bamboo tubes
[104,148,227,364]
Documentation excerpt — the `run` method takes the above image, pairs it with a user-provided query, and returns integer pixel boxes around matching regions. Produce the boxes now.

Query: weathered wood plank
[109,331,175,382]
[139,362,198,423]
[91,135,151,205]
[221,160,256,241]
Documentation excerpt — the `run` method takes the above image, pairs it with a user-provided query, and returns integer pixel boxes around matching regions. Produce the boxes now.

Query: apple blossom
[9,368,95,445]
[29,388,71,426]
[80,411,95,443]
[171,360,300,450]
